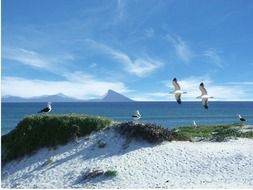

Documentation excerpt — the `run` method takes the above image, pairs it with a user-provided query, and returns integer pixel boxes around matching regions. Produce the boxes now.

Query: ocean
[1,101,253,135]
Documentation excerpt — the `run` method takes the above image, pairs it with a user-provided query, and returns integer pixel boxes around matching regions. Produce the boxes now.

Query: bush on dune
[116,122,253,143]
[1,114,112,163]
[115,122,191,143]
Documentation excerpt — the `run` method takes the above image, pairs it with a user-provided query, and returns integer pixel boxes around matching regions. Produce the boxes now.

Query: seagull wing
[202,98,208,109]
[38,107,49,113]
[199,83,208,95]
[175,93,181,104]
[172,79,181,90]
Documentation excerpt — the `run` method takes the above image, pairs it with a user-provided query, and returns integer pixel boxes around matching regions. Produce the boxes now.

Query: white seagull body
[171,78,186,104]
[132,110,141,120]
[193,120,198,128]
[197,83,213,109]
[38,102,52,113]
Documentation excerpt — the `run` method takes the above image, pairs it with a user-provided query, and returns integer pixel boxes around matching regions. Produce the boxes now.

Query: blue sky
[2,0,253,101]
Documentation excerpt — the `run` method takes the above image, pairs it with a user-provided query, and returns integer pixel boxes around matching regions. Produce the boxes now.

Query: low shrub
[115,122,191,143]
[104,170,117,177]
[210,127,240,142]
[2,114,112,163]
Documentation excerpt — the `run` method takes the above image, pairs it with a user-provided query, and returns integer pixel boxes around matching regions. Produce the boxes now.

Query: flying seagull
[38,102,52,113]
[197,83,214,109]
[171,78,187,104]
[132,110,141,120]
[238,114,246,122]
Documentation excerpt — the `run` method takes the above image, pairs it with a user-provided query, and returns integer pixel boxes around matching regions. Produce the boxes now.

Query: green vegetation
[175,123,253,142]
[104,170,117,177]
[2,114,112,163]
[116,122,253,143]
[2,115,253,164]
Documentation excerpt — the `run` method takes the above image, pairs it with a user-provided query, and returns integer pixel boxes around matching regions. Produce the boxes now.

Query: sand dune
[2,127,253,188]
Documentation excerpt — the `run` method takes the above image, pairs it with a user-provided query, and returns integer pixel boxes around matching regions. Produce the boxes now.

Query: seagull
[38,102,52,113]
[238,114,246,122]
[171,78,187,104]
[193,120,198,128]
[132,110,141,120]
[197,83,214,109]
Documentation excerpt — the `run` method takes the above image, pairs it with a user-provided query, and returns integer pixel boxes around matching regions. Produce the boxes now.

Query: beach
[2,127,253,189]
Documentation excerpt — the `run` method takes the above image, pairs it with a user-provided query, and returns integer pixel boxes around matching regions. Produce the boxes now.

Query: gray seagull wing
[199,83,208,95]
[172,79,181,90]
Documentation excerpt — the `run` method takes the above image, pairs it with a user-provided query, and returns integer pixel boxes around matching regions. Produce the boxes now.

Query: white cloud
[166,34,193,62]
[3,48,50,68]
[203,48,223,68]
[131,92,169,101]
[3,47,74,73]
[85,39,163,77]
[2,75,128,99]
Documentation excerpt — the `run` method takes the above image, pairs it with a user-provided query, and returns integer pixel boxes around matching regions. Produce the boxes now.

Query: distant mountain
[2,93,82,102]
[101,89,133,102]
[2,90,134,102]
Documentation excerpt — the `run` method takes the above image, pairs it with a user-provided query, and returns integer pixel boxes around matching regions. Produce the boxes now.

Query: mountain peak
[102,89,133,102]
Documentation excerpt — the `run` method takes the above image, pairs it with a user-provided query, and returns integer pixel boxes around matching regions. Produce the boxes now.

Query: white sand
[2,128,253,188]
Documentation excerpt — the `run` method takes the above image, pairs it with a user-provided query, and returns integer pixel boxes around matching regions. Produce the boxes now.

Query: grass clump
[104,170,117,177]
[2,114,112,163]
[175,124,253,142]
[82,169,117,181]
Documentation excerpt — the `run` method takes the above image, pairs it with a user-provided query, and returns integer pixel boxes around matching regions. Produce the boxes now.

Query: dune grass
[1,114,112,163]
[175,123,253,141]
[2,115,253,163]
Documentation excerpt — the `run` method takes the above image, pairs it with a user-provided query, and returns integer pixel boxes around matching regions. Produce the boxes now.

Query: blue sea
[1,102,253,135]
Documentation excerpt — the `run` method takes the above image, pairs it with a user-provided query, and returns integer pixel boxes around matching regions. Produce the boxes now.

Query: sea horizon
[2,101,253,135]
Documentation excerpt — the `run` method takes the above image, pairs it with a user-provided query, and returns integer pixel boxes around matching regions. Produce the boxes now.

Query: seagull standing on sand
[171,78,187,104]
[38,102,52,113]
[132,110,141,121]
[238,114,247,122]
[197,83,214,109]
